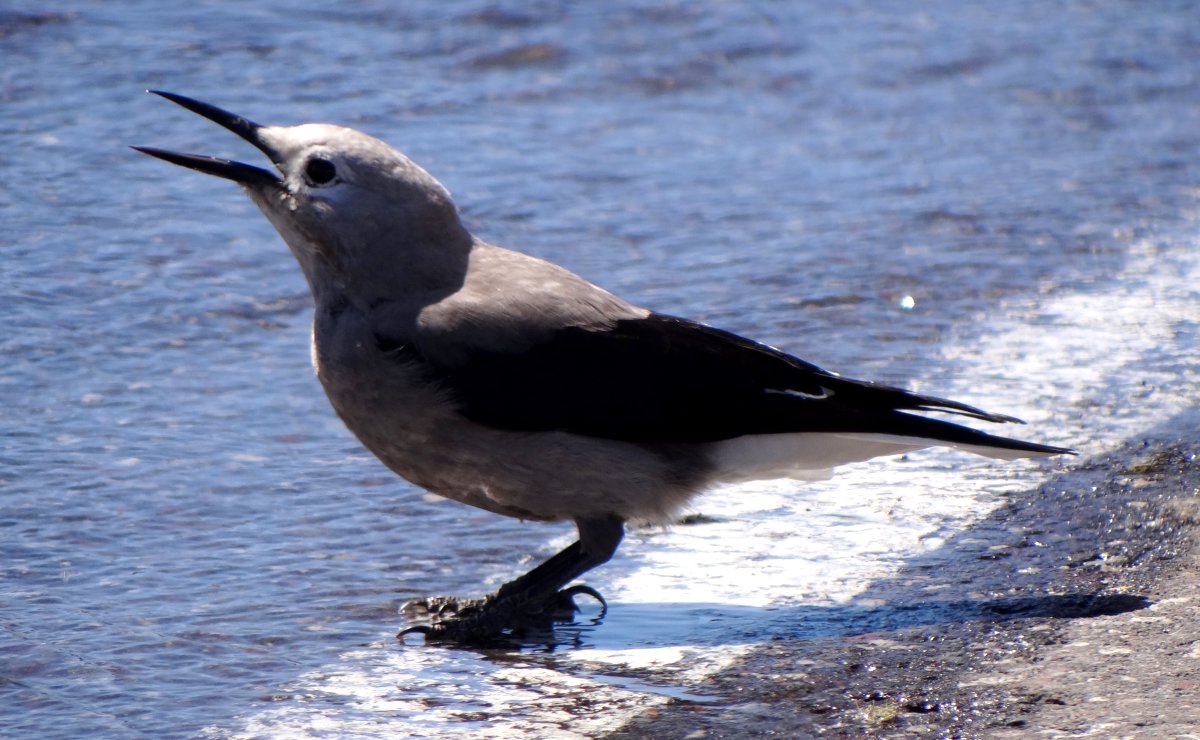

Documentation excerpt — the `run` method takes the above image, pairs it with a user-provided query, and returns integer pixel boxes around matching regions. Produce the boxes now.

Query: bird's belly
[313,329,709,524]
[313,331,496,506]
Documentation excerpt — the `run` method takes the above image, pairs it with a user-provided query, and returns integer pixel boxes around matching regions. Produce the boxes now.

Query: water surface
[3,2,1199,737]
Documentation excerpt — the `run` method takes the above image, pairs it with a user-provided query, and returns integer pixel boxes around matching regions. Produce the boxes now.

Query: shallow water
[3,2,1199,737]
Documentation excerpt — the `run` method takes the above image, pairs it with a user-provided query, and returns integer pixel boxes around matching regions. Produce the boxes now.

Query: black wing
[392,312,1068,453]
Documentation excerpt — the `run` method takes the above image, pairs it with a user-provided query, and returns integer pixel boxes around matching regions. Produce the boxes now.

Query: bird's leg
[400,515,624,645]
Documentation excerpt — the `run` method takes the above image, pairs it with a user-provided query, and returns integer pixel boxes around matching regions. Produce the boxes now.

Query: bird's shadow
[502,591,1149,653]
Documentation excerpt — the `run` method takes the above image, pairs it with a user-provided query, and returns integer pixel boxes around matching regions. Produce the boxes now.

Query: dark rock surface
[605,431,1200,737]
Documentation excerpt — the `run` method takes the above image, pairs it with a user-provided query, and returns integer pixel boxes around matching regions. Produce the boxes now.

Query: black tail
[879,409,1075,458]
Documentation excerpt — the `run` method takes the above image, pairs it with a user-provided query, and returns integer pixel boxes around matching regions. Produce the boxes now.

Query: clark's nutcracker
[135,92,1073,645]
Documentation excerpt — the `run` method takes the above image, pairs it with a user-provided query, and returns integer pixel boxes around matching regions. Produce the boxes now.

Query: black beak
[132,91,284,188]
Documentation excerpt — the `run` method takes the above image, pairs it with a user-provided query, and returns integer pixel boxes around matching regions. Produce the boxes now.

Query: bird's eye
[304,157,337,186]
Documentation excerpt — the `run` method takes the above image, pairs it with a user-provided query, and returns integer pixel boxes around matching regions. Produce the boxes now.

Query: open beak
[132,91,283,189]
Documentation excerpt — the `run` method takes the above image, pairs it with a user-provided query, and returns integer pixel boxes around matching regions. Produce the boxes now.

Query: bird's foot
[400,594,482,619]
[398,585,606,646]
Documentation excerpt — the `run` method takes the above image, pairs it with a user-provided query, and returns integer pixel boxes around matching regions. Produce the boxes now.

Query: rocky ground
[603,427,1200,738]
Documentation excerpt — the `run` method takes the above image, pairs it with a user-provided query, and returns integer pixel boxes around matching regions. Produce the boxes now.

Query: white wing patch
[765,386,834,400]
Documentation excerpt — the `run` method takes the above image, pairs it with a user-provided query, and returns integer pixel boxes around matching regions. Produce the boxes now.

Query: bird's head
[134,91,472,306]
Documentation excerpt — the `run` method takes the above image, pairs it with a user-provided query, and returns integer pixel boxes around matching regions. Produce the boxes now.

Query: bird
[134,91,1073,645]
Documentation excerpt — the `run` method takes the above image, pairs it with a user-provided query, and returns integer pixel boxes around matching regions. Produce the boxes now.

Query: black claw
[558,584,607,608]
[397,624,432,641]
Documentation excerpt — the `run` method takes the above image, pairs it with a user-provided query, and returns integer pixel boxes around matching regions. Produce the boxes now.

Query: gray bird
[135,91,1073,645]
